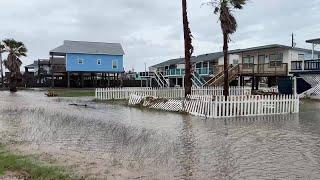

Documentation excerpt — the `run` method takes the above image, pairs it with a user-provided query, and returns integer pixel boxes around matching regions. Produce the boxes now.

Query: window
[78,59,84,64]
[97,59,102,65]
[298,54,304,61]
[203,61,208,68]
[196,62,202,68]
[269,53,283,67]
[242,56,254,68]
[233,59,239,65]
[112,60,118,69]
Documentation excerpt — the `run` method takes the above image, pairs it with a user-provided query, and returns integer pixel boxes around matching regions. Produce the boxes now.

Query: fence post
[293,76,297,96]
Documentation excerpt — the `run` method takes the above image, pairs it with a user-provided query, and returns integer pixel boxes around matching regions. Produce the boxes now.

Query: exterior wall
[237,48,287,64]
[66,53,123,72]
[176,63,185,69]
[218,54,240,65]
[287,49,320,72]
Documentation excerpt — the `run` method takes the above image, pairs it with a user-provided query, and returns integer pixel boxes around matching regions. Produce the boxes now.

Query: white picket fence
[95,86,252,100]
[185,95,299,118]
[128,94,299,118]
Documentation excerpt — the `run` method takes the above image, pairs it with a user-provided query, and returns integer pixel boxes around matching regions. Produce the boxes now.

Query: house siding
[66,53,123,72]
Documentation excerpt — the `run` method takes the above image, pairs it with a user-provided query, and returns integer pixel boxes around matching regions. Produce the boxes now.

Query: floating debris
[45,91,58,97]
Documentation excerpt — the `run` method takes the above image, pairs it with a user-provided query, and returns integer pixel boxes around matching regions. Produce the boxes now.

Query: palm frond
[220,4,237,35]
[230,0,246,9]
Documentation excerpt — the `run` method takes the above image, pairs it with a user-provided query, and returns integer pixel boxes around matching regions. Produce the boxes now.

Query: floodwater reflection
[1,91,320,179]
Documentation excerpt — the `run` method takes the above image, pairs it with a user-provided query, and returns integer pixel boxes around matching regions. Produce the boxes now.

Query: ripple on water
[1,91,320,179]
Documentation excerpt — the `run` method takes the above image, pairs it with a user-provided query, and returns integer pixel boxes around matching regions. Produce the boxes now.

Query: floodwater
[1,91,320,179]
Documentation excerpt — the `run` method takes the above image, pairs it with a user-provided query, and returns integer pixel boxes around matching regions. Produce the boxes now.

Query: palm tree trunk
[223,32,229,99]
[182,0,192,97]
[9,74,17,92]
[0,53,3,88]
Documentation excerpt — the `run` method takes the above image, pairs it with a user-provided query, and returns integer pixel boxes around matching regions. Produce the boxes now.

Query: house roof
[151,56,198,68]
[150,52,225,68]
[229,44,320,54]
[50,40,125,56]
[306,38,320,44]
[25,61,38,68]
[194,52,224,63]
[25,59,50,68]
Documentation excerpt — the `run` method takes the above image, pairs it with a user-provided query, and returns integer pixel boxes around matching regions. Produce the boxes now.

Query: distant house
[49,40,125,87]
[149,43,320,88]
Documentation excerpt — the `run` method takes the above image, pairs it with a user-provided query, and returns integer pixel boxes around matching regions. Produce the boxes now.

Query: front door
[258,55,265,73]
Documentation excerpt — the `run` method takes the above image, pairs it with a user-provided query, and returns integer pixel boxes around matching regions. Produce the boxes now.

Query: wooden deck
[214,63,288,77]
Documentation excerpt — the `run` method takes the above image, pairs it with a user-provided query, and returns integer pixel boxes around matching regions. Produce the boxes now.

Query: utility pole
[291,33,296,48]
[144,63,147,72]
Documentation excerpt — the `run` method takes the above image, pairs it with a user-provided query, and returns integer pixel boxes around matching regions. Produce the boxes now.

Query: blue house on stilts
[49,40,125,87]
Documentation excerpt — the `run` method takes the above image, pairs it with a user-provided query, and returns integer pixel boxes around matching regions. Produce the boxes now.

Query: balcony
[291,59,320,71]
[165,69,185,76]
[214,63,288,76]
[195,68,213,75]
[165,68,213,77]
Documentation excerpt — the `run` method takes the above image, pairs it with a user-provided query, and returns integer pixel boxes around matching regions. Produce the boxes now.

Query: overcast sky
[1,0,320,71]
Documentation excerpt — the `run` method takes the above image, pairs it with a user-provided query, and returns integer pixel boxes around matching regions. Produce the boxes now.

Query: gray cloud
[1,0,319,71]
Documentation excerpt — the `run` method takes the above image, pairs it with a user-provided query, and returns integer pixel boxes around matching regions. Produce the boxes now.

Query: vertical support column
[81,73,84,88]
[51,54,54,88]
[176,77,178,87]
[293,76,297,96]
[255,77,259,90]
[251,76,255,91]
[120,73,123,87]
[182,75,185,88]
[150,78,152,87]
[312,43,315,60]
[107,73,110,87]
[67,72,70,88]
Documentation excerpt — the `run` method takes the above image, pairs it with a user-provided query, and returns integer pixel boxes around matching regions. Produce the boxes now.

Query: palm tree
[2,39,27,92]
[0,43,4,88]
[208,0,246,98]
[182,0,194,97]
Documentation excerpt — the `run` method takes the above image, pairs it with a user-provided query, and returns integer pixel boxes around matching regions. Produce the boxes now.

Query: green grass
[47,88,95,97]
[0,145,76,180]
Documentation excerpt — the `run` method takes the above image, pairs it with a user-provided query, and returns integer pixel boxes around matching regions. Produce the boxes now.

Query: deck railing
[164,68,213,76]
[291,59,320,71]
[212,63,288,76]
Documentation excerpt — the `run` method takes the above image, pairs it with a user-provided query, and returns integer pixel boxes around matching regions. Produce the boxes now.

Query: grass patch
[0,145,76,180]
[47,88,95,97]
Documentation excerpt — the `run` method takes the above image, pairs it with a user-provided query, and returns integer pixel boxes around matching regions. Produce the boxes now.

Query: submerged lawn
[0,145,75,180]
[48,88,95,97]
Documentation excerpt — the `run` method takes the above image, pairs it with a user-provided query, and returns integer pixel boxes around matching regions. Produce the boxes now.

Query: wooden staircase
[204,64,240,86]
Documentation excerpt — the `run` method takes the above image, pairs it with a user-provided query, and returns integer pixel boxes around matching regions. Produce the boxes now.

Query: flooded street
[1,91,320,179]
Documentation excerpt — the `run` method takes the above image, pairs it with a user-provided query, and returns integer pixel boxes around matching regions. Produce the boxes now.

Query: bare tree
[182,0,194,97]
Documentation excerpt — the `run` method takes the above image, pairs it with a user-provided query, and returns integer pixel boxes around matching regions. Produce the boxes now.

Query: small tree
[182,0,194,97]
[208,0,246,99]
[2,39,27,92]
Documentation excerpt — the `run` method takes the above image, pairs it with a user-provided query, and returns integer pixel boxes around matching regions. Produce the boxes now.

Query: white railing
[128,94,299,118]
[95,86,252,100]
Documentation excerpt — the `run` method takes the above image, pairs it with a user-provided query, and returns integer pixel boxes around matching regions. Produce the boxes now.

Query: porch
[291,59,320,72]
